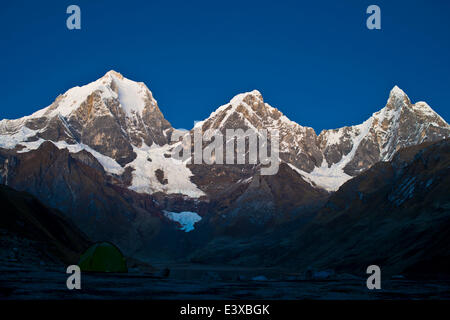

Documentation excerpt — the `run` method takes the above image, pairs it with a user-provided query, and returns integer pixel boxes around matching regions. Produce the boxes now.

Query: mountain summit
[0,72,449,258]
[195,89,322,172]
[1,73,449,195]
[194,86,449,191]
[313,86,449,189]
[0,70,172,166]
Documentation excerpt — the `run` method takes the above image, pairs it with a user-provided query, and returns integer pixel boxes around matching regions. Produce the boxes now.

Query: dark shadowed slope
[189,139,450,279]
[277,139,450,278]
[0,184,91,266]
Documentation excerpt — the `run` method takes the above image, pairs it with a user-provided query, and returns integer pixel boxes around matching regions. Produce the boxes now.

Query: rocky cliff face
[194,90,323,172]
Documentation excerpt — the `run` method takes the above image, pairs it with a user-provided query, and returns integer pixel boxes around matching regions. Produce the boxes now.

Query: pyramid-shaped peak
[103,70,125,80]
[389,85,406,97]
[100,70,146,87]
[388,85,410,101]
[229,89,263,105]
[31,70,157,119]
[248,89,263,98]
[386,85,410,108]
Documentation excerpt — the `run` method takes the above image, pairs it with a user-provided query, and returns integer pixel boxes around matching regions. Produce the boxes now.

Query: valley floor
[1,264,449,300]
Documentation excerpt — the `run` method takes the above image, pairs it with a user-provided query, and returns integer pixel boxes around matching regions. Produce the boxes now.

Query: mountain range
[0,71,449,276]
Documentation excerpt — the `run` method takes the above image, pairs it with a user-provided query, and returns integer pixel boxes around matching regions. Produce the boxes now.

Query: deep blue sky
[1,0,449,133]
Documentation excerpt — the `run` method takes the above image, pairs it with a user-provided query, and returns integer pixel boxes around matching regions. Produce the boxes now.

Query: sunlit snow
[126,143,205,197]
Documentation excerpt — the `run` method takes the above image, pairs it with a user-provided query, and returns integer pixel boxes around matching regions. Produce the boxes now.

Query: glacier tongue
[163,211,202,232]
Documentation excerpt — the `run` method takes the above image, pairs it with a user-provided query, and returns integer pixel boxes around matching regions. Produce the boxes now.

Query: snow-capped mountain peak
[195,89,323,173]
[308,86,450,190]
[101,70,158,117]
[385,85,410,111]
[0,71,208,198]
[103,69,124,79]
[197,90,274,130]
[198,89,313,134]
[0,70,172,167]
[1,74,449,197]
[389,85,407,99]
[194,86,449,192]
[43,70,157,119]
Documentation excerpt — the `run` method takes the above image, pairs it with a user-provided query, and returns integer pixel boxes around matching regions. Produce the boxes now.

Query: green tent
[78,242,128,273]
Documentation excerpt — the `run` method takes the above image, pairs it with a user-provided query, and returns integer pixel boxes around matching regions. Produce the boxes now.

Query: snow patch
[0,125,39,149]
[114,76,150,117]
[289,118,373,191]
[16,139,125,175]
[289,162,353,192]
[0,121,125,176]
[126,143,205,197]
